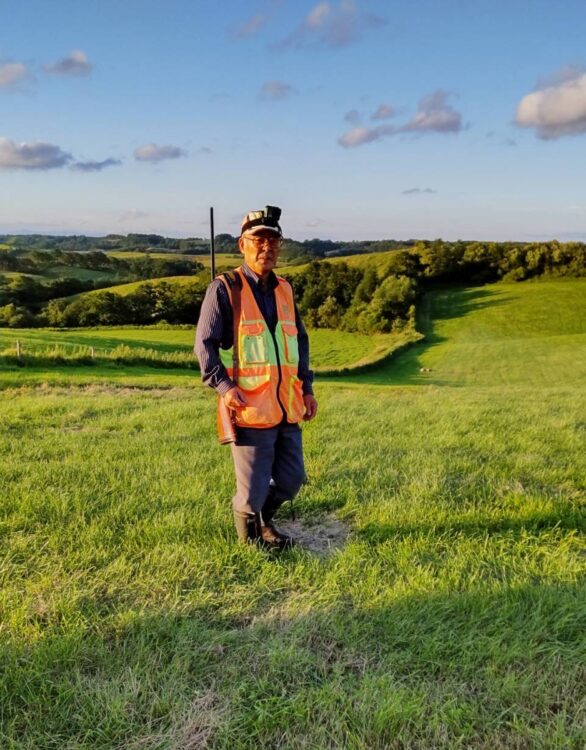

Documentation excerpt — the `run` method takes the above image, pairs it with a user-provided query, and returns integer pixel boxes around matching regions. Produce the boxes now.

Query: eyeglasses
[244,236,283,249]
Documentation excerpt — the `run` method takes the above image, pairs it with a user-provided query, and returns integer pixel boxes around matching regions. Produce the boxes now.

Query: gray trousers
[230,422,305,515]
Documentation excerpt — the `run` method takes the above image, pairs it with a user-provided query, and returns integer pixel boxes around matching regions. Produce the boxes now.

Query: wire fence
[0,339,200,370]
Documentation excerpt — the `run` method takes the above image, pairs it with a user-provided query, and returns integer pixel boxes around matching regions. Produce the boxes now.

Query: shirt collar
[241,262,278,291]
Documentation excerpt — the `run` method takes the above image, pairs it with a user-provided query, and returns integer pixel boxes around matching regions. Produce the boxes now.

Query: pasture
[0,326,401,374]
[0,278,584,749]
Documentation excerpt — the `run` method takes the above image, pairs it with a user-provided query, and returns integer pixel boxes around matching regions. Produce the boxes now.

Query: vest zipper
[269,327,287,419]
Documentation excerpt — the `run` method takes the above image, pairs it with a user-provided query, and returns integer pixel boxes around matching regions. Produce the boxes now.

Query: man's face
[238,229,282,276]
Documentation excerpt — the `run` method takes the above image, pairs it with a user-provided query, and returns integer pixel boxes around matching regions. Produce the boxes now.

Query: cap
[240,206,282,237]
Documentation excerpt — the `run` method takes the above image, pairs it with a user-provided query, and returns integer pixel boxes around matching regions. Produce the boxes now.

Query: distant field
[76,275,201,297]
[279,248,404,276]
[42,265,127,282]
[68,264,236,300]
[1,267,129,285]
[107,251,241,269]
[0,326,398,371]
[332,277,586,388]
[0,271,47,282]
[107,251,204,261]
[61,248,402,299]
[1,278,584,749]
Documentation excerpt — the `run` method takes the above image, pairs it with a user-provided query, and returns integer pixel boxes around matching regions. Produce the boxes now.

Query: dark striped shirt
[194,262,314,397]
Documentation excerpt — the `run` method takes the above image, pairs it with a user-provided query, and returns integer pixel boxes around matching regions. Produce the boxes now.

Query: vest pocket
[236,380,281,427]
[281,323,299,364]
[241,322,268,365]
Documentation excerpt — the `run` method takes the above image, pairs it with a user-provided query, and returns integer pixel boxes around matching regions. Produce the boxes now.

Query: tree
[316,296,343,328]
[0,303,36,328]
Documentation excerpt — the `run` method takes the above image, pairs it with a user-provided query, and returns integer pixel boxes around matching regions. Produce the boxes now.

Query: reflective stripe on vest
[221,267,305,428]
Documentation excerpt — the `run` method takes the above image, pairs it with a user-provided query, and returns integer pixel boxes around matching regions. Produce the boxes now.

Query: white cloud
[338,89,463,147]
[371,103,395,120]
[338,124,395,148]
[0,137,72,170]
[401,90,462,133]
[276,0,386,50]
[0,62,30,89]
[134,143,188,162]
[70,158,122,172]
[44,50,92,76]
[258,80,296,100]
[515,68,586,139]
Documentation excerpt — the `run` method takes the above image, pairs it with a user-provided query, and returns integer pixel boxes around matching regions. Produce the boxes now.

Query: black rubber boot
[233,510,263,545]
[260,490,296,549]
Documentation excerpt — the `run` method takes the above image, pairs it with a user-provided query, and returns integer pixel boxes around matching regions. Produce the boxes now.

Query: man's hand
[303,394,318,421]
[223,386,247,410]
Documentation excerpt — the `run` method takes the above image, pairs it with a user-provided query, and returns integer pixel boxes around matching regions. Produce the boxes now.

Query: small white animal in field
[419,367,432,372]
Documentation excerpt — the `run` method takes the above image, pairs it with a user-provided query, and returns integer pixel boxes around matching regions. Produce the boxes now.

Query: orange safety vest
[218,267,305,429]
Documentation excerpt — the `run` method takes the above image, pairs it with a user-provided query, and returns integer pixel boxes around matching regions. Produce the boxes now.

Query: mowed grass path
[0,279,585,748]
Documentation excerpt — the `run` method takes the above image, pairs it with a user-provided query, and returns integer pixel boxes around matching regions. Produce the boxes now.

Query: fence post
[90,346,95,359]
[16,339,21,359]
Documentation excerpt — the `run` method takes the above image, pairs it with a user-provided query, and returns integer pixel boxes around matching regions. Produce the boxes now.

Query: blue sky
[1,0,586,241]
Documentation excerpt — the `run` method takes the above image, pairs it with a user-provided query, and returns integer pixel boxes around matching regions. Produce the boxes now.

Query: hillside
[330,278,586,387]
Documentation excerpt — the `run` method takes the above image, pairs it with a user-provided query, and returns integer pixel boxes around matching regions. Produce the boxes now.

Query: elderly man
[195,206,318,550]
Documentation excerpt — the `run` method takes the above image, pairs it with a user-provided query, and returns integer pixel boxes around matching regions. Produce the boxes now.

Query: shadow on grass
[2,579,584,748]
[356,507,585,544]
[325,286,512,387]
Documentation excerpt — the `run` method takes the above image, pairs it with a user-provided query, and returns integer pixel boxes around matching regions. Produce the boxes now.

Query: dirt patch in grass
[121,689,228,750]
[278,513,351,556]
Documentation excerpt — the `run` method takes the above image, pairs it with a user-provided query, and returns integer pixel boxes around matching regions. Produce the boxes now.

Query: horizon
[2,229,586,245]
[2,1,586,241]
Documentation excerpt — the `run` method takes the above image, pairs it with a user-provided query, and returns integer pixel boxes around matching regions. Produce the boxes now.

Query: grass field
[278,248,405,277]
[42,266,128,282]
[0,326,400,373]
[1,278,584,748]
[106,252,241,269]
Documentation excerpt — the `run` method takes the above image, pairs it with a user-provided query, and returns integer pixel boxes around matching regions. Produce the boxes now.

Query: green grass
[0,278,585,748]
[278,248,406,276]
[107,251,241,268]
[331,278,586,387]
[107,251,205,261]
[74,275,201,298]
[0,326,400,373]
[0,271,51,283]
[42,265,127,282]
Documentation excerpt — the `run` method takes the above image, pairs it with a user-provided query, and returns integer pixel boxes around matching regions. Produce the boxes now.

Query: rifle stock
[217,396,236,444]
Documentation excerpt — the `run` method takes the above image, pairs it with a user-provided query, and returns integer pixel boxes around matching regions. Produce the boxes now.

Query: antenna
[209,206,215,280]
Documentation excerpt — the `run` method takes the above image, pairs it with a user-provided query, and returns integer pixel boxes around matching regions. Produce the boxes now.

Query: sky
[2,0,586,241]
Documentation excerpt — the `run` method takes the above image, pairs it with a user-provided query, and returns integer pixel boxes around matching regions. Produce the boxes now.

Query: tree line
[290,240,586,334]
[0,279,208,328]
[0,248,204,326]
[0,239,584,330]
[1,232,415,261]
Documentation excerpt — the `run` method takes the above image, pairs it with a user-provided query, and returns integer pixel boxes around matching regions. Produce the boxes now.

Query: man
[195,206,318,550]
